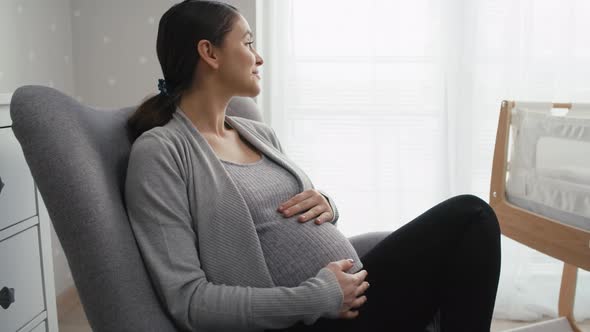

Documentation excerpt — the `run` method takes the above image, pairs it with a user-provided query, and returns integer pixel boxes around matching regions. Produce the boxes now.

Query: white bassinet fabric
[567,102,590,119]
[505,102,590,231]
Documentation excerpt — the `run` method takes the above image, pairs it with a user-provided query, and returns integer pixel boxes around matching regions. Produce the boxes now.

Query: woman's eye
[246,41,254,48]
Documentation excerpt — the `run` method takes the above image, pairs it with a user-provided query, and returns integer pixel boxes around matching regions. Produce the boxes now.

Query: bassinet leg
[558,263,581,332]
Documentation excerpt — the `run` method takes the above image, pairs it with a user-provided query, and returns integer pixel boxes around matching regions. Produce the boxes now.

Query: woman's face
[217,14,264,97]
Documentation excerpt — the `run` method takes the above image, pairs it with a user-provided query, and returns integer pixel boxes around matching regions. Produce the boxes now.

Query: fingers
[277,190,335,225]
[329,259,356,271]
[351,295,368,309]
[339,310,359,320]
[277,190,315,213]
[279,195,318,217]
[278,190,331,217]
[298,205,328,222]
[313,211,333,225]
[353,269,368,285]
[339,296,367,320]
[355,281,370,297]
[339,293,368,320]
[331,263,369,320]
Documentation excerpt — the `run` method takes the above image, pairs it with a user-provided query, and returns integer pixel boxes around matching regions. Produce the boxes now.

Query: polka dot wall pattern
[70,0,175,108]
[67,0,253,109]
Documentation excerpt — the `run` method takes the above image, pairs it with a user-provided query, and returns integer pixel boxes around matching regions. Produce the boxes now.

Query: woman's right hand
[325,259,369,319]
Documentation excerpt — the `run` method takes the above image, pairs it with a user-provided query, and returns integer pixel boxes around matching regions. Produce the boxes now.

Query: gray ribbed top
[221,153,362,287]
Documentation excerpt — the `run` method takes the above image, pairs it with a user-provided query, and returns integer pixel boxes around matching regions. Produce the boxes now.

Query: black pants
[274,194,501,332]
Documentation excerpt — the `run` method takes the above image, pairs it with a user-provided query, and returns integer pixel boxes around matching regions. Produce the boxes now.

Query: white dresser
[0,93,58,332]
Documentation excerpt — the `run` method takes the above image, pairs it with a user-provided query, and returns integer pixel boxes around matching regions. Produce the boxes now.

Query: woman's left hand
[277,189,334,225]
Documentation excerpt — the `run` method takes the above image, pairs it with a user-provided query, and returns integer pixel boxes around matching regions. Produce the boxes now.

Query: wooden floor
[58,288,590,331]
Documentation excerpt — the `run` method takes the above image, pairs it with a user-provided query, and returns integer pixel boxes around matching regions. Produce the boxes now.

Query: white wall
[1,0,257,298]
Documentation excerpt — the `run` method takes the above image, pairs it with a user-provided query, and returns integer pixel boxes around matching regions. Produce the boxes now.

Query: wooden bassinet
[489,100,590,332]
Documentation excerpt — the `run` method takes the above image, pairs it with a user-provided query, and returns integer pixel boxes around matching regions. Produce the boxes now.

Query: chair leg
[558,263,581,332]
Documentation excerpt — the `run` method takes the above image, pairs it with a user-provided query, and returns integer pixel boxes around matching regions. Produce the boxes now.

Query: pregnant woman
[124,1,501,331]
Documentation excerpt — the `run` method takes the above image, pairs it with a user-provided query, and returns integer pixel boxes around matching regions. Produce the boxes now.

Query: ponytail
[126,91,179,143]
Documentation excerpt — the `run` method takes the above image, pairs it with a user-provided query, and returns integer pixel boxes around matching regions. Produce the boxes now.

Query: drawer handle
[0,287,15,309]
[0,176,4,194]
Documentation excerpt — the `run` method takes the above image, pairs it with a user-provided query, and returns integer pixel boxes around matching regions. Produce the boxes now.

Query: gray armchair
[10,85,439,332]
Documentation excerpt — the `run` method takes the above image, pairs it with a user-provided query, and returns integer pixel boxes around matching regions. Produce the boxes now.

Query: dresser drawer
[0,225,45,331]
[0,127,37,231]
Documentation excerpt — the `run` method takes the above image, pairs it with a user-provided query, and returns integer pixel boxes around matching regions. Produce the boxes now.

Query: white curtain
[258,0,590,322]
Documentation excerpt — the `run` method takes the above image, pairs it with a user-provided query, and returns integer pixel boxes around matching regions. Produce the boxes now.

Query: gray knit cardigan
[124,108,348,331]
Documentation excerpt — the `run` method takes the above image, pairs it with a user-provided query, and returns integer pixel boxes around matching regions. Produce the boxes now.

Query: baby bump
[256,220,364,287]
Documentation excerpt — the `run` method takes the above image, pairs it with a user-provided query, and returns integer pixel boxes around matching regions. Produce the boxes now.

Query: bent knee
[452,194,499,230]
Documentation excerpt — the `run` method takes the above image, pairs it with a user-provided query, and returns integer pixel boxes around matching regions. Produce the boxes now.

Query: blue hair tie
[158,78,170,96]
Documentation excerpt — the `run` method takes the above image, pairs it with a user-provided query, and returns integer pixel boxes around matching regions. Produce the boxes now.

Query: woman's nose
[256,53,264,66]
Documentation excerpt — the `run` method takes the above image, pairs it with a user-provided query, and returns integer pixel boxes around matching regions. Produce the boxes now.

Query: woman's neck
[178,87,232,138]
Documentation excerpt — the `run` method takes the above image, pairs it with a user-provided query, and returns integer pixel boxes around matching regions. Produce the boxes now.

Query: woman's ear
[197,40,220,70]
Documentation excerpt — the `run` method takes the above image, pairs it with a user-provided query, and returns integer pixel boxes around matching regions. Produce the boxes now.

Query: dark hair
[127,0,239,142]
